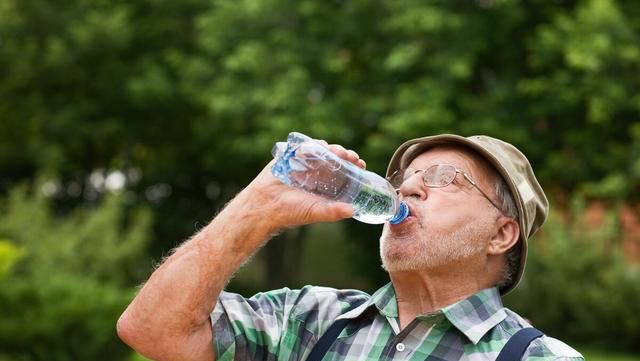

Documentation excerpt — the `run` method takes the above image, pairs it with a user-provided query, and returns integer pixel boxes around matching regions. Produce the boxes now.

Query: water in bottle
[271,132,409,225]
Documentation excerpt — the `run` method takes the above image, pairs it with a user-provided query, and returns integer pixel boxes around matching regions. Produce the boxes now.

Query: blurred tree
[0,182,151,361]
[0,240,24,279]
[0,0,210,253]
[2,0,640,257]
[1,0,640,356]
[505,197,640,352]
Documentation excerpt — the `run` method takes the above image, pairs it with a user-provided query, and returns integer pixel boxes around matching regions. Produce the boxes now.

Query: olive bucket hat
[386,134,549,295]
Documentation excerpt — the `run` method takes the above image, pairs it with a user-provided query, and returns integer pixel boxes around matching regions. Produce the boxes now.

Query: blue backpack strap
[306,317,351,361]
[496,327,544,361]
[306,300,368,361]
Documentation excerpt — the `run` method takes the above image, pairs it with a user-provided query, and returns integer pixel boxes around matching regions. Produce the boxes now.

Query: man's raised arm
[117,149,361,361]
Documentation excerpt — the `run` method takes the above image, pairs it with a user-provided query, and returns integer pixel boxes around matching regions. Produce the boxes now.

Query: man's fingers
[347,149,359,160]
[326,144,366,168]
[312,139,366,169]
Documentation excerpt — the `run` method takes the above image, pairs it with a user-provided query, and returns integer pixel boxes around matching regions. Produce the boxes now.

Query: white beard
[380,215,495,272]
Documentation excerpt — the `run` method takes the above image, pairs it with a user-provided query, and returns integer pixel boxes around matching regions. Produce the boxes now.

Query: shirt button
[395,343,406,352]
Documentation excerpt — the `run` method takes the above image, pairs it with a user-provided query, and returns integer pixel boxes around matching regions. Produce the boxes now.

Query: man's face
[380,146,502,272]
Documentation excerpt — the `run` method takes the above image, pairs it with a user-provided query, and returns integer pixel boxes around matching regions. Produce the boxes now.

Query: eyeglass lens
[389,164,457,189]
[422,164,456,187]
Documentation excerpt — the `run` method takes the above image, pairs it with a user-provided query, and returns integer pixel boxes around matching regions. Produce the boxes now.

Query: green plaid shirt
[211,283,583,360]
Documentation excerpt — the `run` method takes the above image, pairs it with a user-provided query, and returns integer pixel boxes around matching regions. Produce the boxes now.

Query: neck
[389,256,502,329]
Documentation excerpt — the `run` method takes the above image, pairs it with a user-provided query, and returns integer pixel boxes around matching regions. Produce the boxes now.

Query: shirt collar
[370,282,399,318]
[335,282,397,321]
[441,287,507,344]
[344,284,506,344]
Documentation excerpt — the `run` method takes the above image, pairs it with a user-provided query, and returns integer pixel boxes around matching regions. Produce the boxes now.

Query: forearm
[117,188,275,360]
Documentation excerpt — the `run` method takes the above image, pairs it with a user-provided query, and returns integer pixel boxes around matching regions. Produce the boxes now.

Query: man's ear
[488,217,520,255]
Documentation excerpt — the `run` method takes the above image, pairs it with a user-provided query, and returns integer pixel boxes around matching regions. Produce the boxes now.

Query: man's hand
[242,141,367,231]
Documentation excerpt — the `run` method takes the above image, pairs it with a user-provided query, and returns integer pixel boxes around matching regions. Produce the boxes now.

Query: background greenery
[1,0,639,359]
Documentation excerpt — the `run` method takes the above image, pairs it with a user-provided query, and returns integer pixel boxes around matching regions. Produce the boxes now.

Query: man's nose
[398,172,428,201]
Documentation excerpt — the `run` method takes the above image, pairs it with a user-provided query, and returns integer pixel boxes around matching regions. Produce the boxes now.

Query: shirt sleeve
[210,287,296,360]
[210,286,369,361]
[524,335,585,360]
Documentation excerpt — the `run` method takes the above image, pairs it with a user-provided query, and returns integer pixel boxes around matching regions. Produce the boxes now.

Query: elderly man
[117,134,584,361]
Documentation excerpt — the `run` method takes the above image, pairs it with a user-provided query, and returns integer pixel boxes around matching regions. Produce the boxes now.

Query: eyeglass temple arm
[461,173,503,212]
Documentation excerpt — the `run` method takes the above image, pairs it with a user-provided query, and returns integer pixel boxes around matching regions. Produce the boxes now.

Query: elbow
[117,311,142,351]
[117,310,159,359]
[117,310,214,361]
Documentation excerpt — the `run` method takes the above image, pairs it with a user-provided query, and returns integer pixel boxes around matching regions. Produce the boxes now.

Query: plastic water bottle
[271,132,409,225]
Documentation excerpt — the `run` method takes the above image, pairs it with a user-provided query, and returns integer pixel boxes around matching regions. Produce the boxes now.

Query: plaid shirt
[211,283,584,360]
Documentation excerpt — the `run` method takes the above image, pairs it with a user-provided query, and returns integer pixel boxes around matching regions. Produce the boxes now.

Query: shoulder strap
[306,299,368,361]
[496,327,544,361]
[306,318,351,361]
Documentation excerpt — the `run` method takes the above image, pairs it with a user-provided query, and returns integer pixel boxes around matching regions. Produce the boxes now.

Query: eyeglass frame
[387,164,505,214]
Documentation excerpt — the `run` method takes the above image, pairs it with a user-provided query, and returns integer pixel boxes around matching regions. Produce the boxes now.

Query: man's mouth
[403,202,417,218]
[390,203,417,227]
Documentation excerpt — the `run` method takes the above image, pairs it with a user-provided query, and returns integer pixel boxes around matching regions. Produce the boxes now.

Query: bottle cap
[389,201,409,225]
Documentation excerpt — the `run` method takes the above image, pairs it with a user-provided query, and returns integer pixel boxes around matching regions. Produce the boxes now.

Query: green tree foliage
[2,0,640,252]
[505,199,640,352]
[0,183,151,361]
[1,0,640,357]
[0,0,214,258]
[0,240,24,279]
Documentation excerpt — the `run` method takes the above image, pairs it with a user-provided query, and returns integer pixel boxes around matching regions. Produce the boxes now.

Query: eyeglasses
[387,164,504,213]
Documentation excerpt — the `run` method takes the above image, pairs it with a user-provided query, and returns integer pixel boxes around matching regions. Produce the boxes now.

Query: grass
[579,347,639,361]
